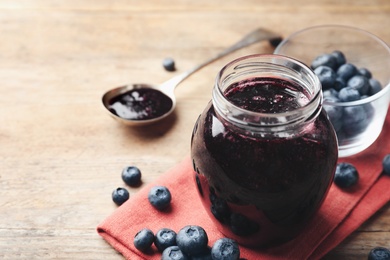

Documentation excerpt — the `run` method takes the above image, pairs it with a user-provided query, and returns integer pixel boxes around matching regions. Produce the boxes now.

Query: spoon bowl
[102,83,176,126]
[102,28,282,126]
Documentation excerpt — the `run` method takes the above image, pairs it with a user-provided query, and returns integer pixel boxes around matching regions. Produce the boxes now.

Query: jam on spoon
[108,88,173,121]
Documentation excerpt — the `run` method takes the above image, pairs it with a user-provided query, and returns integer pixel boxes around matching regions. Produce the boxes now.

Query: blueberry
[314,66,337,90]
[368,247,390,260]
[133,228,155,252]
[121,166,142,186]
[148,186,172,210]
[347,75,370,95]
[163,58,176,72]
[334,162,359,188]
[176,225,209,256]
[269,37,283,47]
[369,78,382,96]
[358,67,372,78]
[211,238,240,260]
[331,50,346,67]
[342,106,368,136]
[162,246,190,260]
[211,197,231,223]
[338,86,361,102]
[311,54,338,70]
[323,103,343,132]
[337,63,358,81]
[334,77,347,91]
[112,187,129,206]
[155,228,177,252]
[382,154,390,176]
[229,213,259,236]
[323,88,339,99]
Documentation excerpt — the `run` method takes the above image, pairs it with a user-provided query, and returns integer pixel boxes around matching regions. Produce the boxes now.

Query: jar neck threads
[212,54,323,135]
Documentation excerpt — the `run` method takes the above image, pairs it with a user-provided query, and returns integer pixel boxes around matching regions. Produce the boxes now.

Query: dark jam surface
[191,77,338,247]
[225,77,309,113]
[108,88,173,120]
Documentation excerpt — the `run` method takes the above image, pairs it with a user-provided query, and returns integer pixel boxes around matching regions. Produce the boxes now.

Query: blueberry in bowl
[274,25,390,157]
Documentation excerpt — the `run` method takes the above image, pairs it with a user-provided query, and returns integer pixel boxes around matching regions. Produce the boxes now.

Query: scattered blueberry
[334,162,359,188]
[358,67,372,79]
[368,247,390,260]
[311,53,338,70]
[155,228,177,252]
[338,86,361,102]
[369,78,383,95]
[112,187,130,206]
[337,63,358,81]
[176,225,209,256]
[133,228,155,252]
[148,186,172,210]
[347,75,370,95]
[269,37,283,48]
[121,166,142,186]
[382,154,390,176]
[211,238,240,260]
[163,58,176,72]
[162,246,190,260]
[314,66,337,90]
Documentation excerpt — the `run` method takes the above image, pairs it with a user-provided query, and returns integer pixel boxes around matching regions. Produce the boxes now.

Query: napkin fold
[98,112,390,260]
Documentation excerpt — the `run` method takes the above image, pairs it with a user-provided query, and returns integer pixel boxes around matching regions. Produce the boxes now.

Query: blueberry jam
[191,77,338,248]
[108,88,173,120]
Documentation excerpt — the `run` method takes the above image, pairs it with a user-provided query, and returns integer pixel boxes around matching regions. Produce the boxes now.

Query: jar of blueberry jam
[191,54,338,248]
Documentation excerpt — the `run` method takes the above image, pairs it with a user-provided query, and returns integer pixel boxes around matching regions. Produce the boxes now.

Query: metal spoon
[102,28,282,126]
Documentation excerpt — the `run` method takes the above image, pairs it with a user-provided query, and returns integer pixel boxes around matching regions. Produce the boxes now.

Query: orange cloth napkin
[97,112,390,260]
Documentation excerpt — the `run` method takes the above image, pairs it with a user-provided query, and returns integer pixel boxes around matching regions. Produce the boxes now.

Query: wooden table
[1,1,389,259]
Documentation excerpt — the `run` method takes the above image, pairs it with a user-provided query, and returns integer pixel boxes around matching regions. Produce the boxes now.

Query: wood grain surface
[0,0,389,259]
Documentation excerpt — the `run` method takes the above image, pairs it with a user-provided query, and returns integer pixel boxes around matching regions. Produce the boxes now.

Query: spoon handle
[160,28,282,93]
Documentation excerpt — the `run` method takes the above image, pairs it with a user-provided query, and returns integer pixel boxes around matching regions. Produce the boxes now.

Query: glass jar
[191,54,338,248]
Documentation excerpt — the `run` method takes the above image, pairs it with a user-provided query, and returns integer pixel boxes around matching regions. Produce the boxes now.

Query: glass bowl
[274,25,390,157]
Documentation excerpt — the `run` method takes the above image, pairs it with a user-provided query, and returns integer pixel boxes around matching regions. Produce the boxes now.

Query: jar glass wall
[191,54,338,248]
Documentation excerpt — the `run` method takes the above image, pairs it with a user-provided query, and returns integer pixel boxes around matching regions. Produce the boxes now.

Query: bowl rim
[274,24,390,107]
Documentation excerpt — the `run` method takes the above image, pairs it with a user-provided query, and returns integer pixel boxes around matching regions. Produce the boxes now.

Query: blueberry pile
[311,51,382,139]
[133,225,240,260]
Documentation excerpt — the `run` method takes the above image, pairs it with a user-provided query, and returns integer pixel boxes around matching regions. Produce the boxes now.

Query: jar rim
[213,54,323,130]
